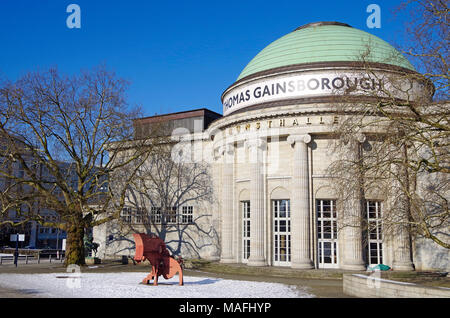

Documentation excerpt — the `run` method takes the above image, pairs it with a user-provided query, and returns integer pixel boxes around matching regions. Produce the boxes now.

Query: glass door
[242,201,250,263]
[366,201,383,265]
[317,199,339,268]
[273,199,291,266]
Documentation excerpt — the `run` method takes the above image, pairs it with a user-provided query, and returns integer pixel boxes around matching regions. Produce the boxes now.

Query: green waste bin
[368,264,391,271]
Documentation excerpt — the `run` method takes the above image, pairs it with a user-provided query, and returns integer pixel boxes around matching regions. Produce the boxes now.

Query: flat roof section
[134,108,222,139]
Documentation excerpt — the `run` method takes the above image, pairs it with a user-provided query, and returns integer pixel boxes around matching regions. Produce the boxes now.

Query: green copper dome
[237,22,415,81]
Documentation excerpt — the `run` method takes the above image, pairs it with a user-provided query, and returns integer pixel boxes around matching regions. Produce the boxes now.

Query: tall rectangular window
[121,207,132,223]
[317,199,338,268]
[365,201,383,265]
[150,207,161,224]
[273,199,291,266]
[241,201,250,262]
[181,206,193,224]
[166,207,178,224]
[134,207,145,224]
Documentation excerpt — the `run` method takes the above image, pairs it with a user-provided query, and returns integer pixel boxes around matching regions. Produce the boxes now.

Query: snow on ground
[0,272,314,298]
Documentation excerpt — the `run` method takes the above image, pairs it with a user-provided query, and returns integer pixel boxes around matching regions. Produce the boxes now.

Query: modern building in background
[92,22,448,271]
[0,152,69,249]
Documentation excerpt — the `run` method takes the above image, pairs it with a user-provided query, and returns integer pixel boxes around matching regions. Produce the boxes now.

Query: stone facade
[207,105,407,269]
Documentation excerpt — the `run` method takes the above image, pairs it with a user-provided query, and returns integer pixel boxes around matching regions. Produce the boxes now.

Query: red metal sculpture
[133,233,184,286]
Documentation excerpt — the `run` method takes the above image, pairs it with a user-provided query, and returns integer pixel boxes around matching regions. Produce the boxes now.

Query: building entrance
[273,199,291,266]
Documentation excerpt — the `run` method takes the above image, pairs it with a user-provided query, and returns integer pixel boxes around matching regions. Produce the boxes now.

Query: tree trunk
[64,222,85,266]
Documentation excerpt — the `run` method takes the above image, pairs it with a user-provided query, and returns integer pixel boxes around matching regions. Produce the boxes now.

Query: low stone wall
[343,274,450,298]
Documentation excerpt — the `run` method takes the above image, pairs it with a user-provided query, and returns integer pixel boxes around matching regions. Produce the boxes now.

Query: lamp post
[56,228,60,259]
[13,233,19,267]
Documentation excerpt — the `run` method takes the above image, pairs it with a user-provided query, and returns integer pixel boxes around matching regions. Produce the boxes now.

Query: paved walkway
[0,261,350,298]
[0,286,41,298]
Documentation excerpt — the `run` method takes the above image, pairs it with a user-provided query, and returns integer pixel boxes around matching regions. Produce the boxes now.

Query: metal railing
[0,251,65,265]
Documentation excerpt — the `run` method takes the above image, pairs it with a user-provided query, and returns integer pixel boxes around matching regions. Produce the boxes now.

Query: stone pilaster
[220,144,235,263]
[287,133,314,269]
[246,137,266,266]
[341,134,366,270]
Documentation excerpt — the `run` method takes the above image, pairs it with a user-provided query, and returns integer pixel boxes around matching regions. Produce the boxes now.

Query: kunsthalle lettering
[179,301,272,315]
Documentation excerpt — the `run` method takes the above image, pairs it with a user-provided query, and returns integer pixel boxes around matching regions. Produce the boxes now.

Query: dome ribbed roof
[237,22,415,80]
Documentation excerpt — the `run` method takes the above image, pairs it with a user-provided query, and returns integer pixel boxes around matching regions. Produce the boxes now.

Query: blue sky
[0,0,411,116]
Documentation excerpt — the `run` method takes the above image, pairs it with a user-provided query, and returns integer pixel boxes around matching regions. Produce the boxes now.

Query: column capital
[245,137,266,150]
[287,133,311,146]
[340,133,366,145]
[213,142,234,160]
[355,132,366,143]
[219,143,235,156]
[212,145,221,161]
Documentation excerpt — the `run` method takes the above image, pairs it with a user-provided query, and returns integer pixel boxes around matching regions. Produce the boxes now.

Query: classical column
[392,220,414,271]
[246,137,266,266]
[287,134,314,269]
[391,153,414,271]
[341,134,366,270]
[220,144,235,263]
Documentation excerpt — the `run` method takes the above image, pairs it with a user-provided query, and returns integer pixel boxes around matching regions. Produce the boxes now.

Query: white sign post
[10,234,25,267]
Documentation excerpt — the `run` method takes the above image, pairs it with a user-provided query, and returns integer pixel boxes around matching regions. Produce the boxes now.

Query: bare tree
[394,0,449,101]
[0,66,163,265]
[327,1,449,249]
[115,137,218,258]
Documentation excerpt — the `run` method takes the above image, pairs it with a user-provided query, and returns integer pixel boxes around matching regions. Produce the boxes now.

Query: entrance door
[273,199,291,266]
[317,199,339,268]
[366,201,383,265]
[241,201,250,263]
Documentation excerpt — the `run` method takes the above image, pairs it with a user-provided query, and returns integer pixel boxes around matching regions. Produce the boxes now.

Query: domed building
[212,21,425,270]
[95,22,448,272]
